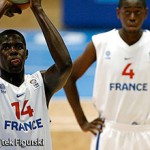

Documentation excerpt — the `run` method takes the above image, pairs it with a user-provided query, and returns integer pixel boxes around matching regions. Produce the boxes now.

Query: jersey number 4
[11,100,34,119]
[122,63,135,79]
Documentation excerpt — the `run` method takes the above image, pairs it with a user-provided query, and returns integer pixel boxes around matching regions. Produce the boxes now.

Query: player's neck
[0,69,24,87]
[119,29,143,46]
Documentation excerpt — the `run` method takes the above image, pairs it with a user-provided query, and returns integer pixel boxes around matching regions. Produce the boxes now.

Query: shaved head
[118,0,146,8]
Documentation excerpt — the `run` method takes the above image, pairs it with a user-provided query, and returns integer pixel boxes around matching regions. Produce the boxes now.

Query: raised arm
[30,0,72,101]
[64,41,104,135]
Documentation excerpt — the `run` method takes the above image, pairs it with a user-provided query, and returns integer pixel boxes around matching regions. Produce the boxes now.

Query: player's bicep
[41,65,64,94]
[72,41,96,80]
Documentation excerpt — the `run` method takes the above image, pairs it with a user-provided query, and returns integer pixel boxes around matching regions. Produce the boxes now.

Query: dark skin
[0,0,72,106]
[64,0,148,135]
[0,34,28,86]
[117,0,148,45]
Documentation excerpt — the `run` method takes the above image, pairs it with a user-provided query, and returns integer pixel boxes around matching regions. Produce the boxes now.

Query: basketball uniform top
[92,29,150,125]
[0,71,52,150]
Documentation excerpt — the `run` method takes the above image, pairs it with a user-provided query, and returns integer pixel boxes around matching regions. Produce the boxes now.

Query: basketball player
[64,0,150,149]
[0,0,72,149]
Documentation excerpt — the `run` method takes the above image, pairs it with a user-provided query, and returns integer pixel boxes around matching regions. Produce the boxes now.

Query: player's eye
[135,10,142,15]
[124,10,130,15]
[16,43,24,50]
[2,44,11,50]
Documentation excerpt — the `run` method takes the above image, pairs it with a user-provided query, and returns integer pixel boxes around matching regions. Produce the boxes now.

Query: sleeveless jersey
[92,29,150,125]
[0,71,52,150]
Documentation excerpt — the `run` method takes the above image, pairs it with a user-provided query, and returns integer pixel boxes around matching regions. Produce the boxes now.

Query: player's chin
[126,26,140,33]
[9,65,24,73]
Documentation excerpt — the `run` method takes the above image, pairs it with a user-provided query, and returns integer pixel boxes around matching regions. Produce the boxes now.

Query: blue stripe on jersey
[96,132,100,150]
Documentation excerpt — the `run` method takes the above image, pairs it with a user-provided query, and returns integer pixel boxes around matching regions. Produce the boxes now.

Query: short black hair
[118,0,147,8]
[0,29,26,47]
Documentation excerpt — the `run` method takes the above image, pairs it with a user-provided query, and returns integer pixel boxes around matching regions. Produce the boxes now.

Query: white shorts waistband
[105,120,150,132]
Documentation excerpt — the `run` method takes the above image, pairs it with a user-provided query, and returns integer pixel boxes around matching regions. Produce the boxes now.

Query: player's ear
[25,49,28,60]
[116,7,121,19]
[144,7,148,20]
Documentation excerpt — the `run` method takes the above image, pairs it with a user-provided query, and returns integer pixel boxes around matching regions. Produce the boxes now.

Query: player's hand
[4,0,22,17]
[81,117,105,135]
[5,6,22,17]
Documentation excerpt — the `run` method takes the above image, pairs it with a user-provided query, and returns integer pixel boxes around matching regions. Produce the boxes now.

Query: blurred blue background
[62,0,150,29]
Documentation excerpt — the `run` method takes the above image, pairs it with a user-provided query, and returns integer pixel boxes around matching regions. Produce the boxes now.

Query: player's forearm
[64,80,88,128]
[31,3,72,70]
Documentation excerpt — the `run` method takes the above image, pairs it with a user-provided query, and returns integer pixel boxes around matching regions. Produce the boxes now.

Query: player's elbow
[67,59,72,69]
[64,60,72,79]
[58,59,72,83]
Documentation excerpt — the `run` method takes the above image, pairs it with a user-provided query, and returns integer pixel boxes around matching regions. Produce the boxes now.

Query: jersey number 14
[11,100,34,119]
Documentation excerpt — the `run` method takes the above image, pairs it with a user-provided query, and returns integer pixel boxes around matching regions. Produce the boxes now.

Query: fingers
[89,125,102,135]
[89,118,105,135]
[80,117,105,135]
[5,11,14,17]
[90,129,99,136]
[89,123,103,134]
[5,9,22,17]
[14,7,22,14]
[4,3,22,17]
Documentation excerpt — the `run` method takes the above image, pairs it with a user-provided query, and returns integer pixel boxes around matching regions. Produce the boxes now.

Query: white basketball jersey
[0,71,52,150]
[92,29,150,125]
